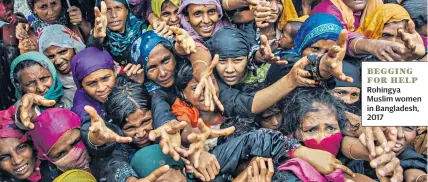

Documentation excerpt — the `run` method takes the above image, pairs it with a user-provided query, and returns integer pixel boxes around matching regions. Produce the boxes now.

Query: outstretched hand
[149,120,188,161]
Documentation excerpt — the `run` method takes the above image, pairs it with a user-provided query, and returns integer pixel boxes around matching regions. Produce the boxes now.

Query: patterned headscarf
[105,0,147,57]
[10,52,64,101]
[38,24,86,53]
[130,30,173,92]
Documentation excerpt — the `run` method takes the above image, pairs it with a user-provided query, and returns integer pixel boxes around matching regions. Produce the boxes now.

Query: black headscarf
[335,61,361,88]
[401,0,427,29]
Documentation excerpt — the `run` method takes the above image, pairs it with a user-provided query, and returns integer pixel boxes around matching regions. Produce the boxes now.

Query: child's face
[0,0,13,21]
[279,23,295,50]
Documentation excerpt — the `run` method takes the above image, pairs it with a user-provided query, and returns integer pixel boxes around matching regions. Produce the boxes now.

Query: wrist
[318,57,330,78]
[88,132,106,146]
[293,146,307,159]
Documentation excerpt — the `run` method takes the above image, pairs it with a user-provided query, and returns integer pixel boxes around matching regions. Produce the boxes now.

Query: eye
[306,128,316,133]
[86,81,96,87]
[404,126,415,132]
[208,9,216,15]
[40,76,51,82]
[162,59,170,65]
[115,6,122,10]
[162,12,171,17]
[310,47,321,52]
[194,11,202,17]
[327,126,337,132]
[233,59,243,63]
[39,5,47,9]
[58,49,68,55]
[47,55,55,59]
[0,155,10,162]
[351,93,359,97]
[218,59,226,64]
[25,81,36,87]
[16,143,29,153]
[101,75,111,82]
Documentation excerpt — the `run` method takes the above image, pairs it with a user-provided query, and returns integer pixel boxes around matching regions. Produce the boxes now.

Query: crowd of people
[0,0,427,181]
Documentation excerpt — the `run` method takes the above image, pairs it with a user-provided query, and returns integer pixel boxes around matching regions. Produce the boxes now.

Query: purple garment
[312,0,366,57]
[278,158,345,182]
[178,0,233,43]
[128,0,152,20]
[70,47,115,120]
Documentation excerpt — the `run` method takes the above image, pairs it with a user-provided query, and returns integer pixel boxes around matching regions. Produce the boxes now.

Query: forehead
[82,69,114,81]
[49,129,80,153]
[333,87,361,93]
[187,4,217,12]
[0,138,20,153]
[301,103,338,127]
[19,64,50,78]
[148,44,172,65]
[162,1,178,11]
[383,20,408,32]
[127,109,151,122]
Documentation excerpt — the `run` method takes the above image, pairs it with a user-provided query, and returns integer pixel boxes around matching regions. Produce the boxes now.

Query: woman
[16,0,91,53]
[39,24,86,92]
[149,0,181,29]
[0,106,43,181]
[355,4,425,61]
[10,51,74,130]
[89,0,148,66]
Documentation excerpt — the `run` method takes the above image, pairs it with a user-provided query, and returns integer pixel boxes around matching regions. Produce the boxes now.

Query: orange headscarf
[356,4,410,39]
[171,99,200,128]
[330,0,383,31]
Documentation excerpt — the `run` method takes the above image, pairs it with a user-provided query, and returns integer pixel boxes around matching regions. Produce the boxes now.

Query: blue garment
[130,30,173,92]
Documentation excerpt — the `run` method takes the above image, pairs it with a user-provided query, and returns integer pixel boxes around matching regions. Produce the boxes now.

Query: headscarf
[329,0,383,31]
[152,0,180,17]
[130,30,172,92]
[288,15,309,23]
[26,0,69,34]
[71,47,115,119]
[130,144,184,178]
[10,52,64,101]
[335,61,361,88]
[356,4,410,39]
[38,24,86,53]
[28,108,81,161]
[0,106,42,182]
[178,0,233,42]
[292,13,343,56]
[53,169,96,182]
[105,0,147,57]
[278,0,298,30]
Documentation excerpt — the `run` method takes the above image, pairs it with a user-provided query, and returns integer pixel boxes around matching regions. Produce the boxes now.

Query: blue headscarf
[10,52,64,101]
[292,13,343,56]
[106,0,147,57]
[130,31,173,92]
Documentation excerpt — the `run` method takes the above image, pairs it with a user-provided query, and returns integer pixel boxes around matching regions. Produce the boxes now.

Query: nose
[159,67,168,78]
[202,13,210,24]
[225,61,234,73]
[11,152,24,166]
[270,0,278,13]
[111,8,118,18]
[343,95,352,104]
[272,117,279,127]
[36,82,47,95]
[136,127,146,138]
[397,127,404,140]
[170,13,178,23]
[96,83,107,93]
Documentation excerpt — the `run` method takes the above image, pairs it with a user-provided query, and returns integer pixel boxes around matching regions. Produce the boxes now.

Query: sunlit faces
[160,1,180,28]
[342,0,366,11]
[331,87,361,104]
[0,0,13,21]
[122,109,153,148]
[81,69,116,103]
[392,126,416,155]
[183,78,219,112]
[47,129,80,162]
[43,46,75,75]
[146,44,176,88]
[301,39,336,57]
[295,103,340,143]
[260,108,283,130]
[33,0,62,24]
[0,139,36,180]
[18,64,53,96]
[378,21,408,44]
[185,4,219,38]
[215,56,247,86]
[105,0,128,33]
[266,0,283,23]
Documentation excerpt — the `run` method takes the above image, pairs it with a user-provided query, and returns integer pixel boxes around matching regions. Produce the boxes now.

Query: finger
[295,57,310,69]
[333,163,355,177]
[84,106,102,124]
[170,26,182,35]
[383,51,395,62]
[210,126,236,138]
[214,157,220,173]
[33,96,56,107]
[159,139,170,155]
[206,163,216,181]
[167,121,188,133]
[203,80,211,108]
[365,128,377,158]
[164,30,174,39]
[407,20,417,34]
[145,165,170,181]
[194,170,206,181]
[115,135,133,143]
[298,77,317,86]
[390,166,403,182]
[160,26,170,36]
[248,166,253,178]
[149,129,161,141]
[374,127,388,148]
[199,167,210,182]
[337,29,348,48]
[385,47,404,62]
[370,152,394,168]
[174,146,188,156]
[155,22,165,34]
[123,63,132,72]
[133,64,141,75]
[298,69,311,77]
[209,55,220,73]
[267,158,274,181]
[213,94,224,112]
[378,157,400,177]
[137,68,144,74]
[276,60,288,64]
[100,1,107,15]
[260,157,267,178]
[386,127,398,141]
[94,6,101,18]
[390,43,406,55]
[261,35,268,47]
[195,78,205,98]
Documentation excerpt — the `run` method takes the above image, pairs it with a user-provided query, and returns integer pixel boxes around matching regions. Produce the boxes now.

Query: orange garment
[330,0,383,31]
[172,98,200,128]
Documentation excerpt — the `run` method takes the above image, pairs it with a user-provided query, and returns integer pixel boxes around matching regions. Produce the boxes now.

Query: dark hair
[105,76,150,128]
[401,0,427,32]
[175,61,193,92]
[280,88,348,135]
[218,115,258,145]
[13,60,45,85]
[282,21,303,39]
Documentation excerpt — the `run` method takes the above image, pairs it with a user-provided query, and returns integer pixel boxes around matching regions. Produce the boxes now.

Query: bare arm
[222,0,256,11]
[404,169,427,182]
[341,136,371,161]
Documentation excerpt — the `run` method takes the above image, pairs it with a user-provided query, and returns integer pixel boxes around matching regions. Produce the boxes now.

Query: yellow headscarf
[148,0,181,30]
[278,0,298,30]
[288,15,309,23]
[53,170,96,182]
[356,4,410,39]
[330,0,383,31]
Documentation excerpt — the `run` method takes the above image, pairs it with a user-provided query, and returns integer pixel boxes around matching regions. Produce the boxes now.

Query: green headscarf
[130,144,185,178]
[148,0,180,30]
[10,52,64,101]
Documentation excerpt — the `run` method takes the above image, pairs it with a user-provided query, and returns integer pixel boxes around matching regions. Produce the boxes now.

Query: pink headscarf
[0,106,42,182]
[178,0,233,42]
[28,108,81,161]
[278,158,345,182]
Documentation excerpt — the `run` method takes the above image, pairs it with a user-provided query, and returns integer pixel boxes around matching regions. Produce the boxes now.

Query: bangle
[192,60,208,67]
[352,38,363,54]
[416,174,427,182]
[349,143,359,160]
[289,149,296,158]
[87,132,102,148]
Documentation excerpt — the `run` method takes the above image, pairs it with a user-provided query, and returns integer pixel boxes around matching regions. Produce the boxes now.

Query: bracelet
[416,174,427,182]
[316,54,332,80]
[349,143,360,160]
[192,60,208,67]
[289,149,296,158]
[87,133,103,148]
[352,38,363,55]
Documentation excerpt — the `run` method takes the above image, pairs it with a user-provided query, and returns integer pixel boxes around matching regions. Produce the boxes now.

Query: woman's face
[342,0,366,11]
[47,129,80,162]
[331,87,361,104]
[266,0,283,23]
[160,1,180,28]
[105,0,128,33]
[302,39,336,57]
[18,64,53,96]
[122,109,153,148]
[82,69,116,103]
[378,21,407,44]
[215,56,247,86]
[392,126,416,155]
[147,44,176,88]
[296,103,340,143]
[183,78,219,111]
[0,0,13,21]
[186,4,220,38]
[260,108,283,130]
[0,139,35,180]
[33,0,62,24]
[44,46,75,75]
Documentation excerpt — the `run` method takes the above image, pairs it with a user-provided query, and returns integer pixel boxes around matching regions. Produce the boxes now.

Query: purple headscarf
[70,47,115,120]
[178,0,232,42]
